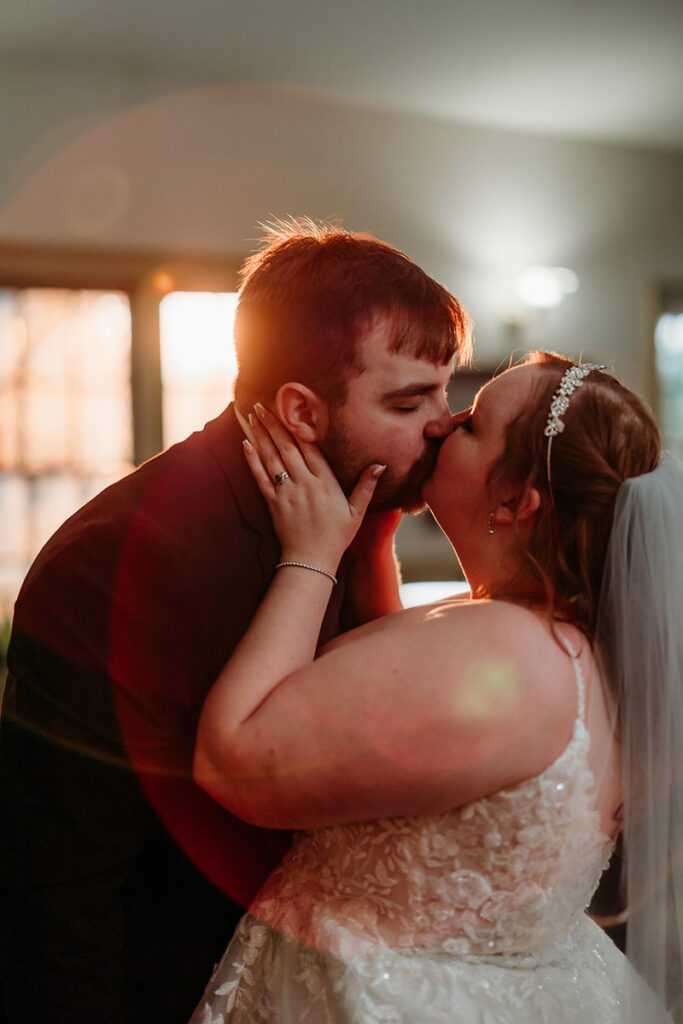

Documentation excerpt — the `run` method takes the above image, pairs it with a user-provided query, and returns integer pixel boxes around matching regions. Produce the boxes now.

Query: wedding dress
[190,648,667,1023]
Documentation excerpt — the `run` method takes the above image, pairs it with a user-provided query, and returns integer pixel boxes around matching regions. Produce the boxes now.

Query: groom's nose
[423,401,453,439]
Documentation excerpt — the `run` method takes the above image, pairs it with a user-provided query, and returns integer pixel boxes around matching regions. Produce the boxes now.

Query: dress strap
[558,635,586,724]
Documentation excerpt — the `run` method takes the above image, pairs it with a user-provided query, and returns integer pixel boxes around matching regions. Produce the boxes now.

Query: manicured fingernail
[242,439,252,452]
[372,464,386,477]
[248,413,255,427]
[254,402,267,418]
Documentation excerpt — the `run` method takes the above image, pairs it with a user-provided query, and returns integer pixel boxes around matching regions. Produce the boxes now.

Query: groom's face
[319,317,454,512]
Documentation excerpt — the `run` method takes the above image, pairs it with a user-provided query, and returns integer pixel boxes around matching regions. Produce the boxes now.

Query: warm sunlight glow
[400,581,469,606]
[152,271,176,294]
[160,291,239,448]
[457,658,520,720]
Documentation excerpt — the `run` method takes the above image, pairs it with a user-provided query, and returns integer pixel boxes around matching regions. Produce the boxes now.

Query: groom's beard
[320,429,444,513]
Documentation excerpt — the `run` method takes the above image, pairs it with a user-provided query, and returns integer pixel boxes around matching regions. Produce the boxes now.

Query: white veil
[595,452,683,1023]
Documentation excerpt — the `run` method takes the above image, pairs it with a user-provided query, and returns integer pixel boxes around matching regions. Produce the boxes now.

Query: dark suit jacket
[0,405,351,1024]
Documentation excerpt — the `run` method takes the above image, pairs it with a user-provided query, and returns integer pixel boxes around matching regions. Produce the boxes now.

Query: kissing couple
[3,220,682,1024]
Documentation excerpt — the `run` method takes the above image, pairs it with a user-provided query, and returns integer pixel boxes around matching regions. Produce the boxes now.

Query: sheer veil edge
[595,452,683,1024]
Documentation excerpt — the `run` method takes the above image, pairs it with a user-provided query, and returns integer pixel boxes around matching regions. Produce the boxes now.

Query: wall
[1,70,682,395]
[1,66,682,584]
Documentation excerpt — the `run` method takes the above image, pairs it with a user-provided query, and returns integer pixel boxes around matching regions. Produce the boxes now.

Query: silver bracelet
[275,561,338,585]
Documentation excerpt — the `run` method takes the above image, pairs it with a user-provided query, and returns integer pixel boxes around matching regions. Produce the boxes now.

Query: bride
[189,352,682,1023]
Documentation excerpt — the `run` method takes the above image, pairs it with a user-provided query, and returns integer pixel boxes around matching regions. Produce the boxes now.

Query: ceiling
[2,0,682,151]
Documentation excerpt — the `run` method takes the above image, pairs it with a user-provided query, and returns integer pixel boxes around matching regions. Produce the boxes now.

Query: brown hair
[487,351,661,640]
[233,218,472,410]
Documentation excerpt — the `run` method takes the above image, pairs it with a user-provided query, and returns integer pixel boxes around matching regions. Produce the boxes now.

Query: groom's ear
[492,486,541,526]
[275,383,329,443]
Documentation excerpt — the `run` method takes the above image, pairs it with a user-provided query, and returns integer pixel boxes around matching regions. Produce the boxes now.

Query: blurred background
[1,0,682,673]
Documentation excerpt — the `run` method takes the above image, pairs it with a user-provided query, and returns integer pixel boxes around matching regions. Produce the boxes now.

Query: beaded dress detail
[190,651,642,1023]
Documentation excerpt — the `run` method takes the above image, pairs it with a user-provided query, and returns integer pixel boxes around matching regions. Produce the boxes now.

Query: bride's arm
[196,598,576,830]
[194,403,385,765]
[343,509,404,624]
[194,407,577,830]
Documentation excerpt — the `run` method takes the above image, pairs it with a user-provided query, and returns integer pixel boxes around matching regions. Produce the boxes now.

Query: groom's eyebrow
[382,382,443,399]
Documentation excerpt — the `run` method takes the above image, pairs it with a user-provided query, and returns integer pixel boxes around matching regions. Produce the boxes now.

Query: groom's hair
[232,217,471,410]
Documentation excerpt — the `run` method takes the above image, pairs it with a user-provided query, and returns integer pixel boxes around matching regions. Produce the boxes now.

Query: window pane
[0,287,133,622]
[655,312,683,461]
[160,291,239,449]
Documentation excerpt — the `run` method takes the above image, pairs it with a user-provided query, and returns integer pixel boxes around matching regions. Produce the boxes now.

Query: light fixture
[514,266,579,310]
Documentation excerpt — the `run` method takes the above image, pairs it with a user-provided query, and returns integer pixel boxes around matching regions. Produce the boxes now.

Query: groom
[0,220,471,1024]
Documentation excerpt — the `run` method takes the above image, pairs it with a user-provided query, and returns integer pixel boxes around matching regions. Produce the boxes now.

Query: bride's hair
[487,351,660,640]
[489,352,683,1023]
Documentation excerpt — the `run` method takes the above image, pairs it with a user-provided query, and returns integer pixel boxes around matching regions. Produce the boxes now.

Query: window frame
[0,241,240,464]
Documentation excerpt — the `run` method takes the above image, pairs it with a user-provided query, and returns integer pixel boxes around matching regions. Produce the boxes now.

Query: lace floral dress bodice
[249,656,612,960]
[190,652,648,1023]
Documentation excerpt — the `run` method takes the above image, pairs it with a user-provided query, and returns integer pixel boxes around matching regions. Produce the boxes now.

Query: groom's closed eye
[393,403,423,413]
[384,383,449,411]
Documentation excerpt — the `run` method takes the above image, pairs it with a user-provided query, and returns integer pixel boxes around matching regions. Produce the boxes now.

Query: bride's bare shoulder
[418,595,551,634]
[319,591,474,653]
[322,597,563,670]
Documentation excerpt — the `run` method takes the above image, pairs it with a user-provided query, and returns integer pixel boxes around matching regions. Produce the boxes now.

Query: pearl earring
[488,512,495,535]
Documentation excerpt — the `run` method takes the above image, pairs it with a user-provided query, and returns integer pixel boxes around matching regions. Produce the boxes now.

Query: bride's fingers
[252,404,312,480]
[249,411,296,482]
[251,405,341,488]
[256,412,336,482]
[294,437,337,479]
[348,464,386,522]
[242,438,277,498]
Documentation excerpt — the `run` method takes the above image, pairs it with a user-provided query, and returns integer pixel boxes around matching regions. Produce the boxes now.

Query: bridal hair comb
[544,363,605,488]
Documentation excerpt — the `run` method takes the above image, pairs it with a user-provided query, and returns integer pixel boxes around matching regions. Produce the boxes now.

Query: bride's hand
[244,404,385,573]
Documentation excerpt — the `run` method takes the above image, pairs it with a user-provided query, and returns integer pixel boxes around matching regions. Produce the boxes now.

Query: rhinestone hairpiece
[544,363,606,490]
[544,363,605,439]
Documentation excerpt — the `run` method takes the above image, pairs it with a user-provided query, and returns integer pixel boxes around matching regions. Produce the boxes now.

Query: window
[0,243,239,638]
[0,286,133,621]
[655,309,683,460]
[160,291,239,449]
